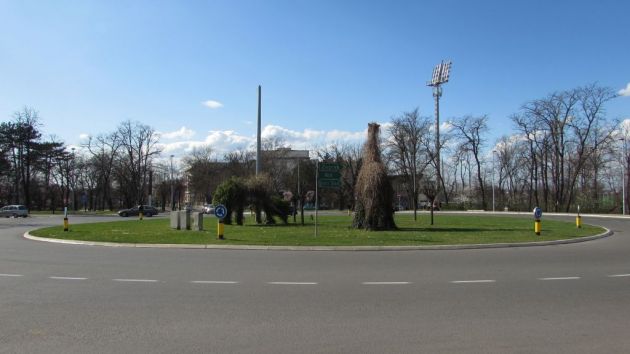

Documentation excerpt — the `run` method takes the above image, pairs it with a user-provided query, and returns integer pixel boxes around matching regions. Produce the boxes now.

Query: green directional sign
[318,162,342,189]
[318,179,342,188]
[319,163,341,172]
[319,171,341,179]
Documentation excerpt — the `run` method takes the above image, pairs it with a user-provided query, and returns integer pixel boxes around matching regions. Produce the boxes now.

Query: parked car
[202,204,215,214]
[0,205,28,218]
[117,205,159,217]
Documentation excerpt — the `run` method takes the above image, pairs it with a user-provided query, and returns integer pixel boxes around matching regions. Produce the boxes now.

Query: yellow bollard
[217,220,224,240]
[534,220,541,235]
[63,217,69,232]
[576,215,582,228]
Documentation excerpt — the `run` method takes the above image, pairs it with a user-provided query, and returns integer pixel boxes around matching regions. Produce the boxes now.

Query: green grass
[29,214,605,246]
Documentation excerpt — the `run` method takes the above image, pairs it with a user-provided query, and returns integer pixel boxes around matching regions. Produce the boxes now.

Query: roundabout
[25,212,607,249]
[1,213,630,353]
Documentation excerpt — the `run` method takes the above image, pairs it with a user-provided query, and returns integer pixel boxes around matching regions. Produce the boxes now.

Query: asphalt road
[1,213,629,353]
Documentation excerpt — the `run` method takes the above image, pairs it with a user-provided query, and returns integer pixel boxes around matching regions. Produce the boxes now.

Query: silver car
[0,205,28,218]
[202,204,215,214]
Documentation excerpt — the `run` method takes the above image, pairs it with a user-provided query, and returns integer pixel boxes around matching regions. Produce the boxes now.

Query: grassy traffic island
[29,214,606,247]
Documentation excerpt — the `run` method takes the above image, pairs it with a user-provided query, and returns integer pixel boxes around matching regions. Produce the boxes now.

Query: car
[0,205,28,218]
[117,205,159,217]
[202,204,215,214]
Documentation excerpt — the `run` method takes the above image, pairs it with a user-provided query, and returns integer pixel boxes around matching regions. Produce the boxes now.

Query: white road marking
[191,281,239,284]
[267,282,318,285]
[113,279,159,283]
[362,282,411,285]
[538,277,581,281]
[451,280,496,284]
[49,276,87,280]
[607,274,630,277]
[0,273,23,277]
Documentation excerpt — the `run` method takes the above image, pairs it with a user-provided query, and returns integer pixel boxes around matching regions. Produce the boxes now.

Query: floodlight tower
[427,60,451,225]
[256,85,262,176]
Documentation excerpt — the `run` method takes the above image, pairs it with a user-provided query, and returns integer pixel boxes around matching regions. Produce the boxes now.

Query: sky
[1,0,629,159]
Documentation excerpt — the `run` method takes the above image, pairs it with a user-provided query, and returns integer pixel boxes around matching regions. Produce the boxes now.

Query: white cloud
[157,130,253,157]
[202,100,224,109]
[261,125,368,150]
[204,130,252,147]
[619,83,630,97]
[159,126,196,140]
[612,118,630,139]
[156,124,372,159]
[79,133,89,140]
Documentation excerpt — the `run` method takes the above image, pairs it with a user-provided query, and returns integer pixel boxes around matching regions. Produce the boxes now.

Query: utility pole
[256,85,262,176]
[427,60,452,225]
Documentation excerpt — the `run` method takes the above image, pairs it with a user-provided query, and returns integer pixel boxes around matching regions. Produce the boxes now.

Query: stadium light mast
[256,85,262,176]
[427,60,452,225]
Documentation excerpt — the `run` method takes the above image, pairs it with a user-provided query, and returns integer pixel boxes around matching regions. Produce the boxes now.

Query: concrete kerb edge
[23,226,613,251]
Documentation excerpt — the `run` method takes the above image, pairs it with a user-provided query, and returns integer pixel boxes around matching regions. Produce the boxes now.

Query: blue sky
[1,0,629,156]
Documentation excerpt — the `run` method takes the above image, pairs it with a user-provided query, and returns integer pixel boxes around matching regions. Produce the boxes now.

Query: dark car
[118,205,158,217]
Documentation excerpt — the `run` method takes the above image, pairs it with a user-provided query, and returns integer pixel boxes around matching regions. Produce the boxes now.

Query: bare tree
[182,146,222,204]
[514,84,616,212]
[114,120,161,207]
[387,109,432,219]
[84,132,121,210]
[450,115,489,209]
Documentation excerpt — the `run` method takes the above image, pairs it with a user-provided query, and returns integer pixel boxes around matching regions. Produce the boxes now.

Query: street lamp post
[492,150,497,213]
[71,147,76,211]
[621,138,627,215]
[170,155,175,211]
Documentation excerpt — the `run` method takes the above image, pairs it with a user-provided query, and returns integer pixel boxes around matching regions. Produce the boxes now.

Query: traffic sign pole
[533,207,542,235]
[214,204,227,240]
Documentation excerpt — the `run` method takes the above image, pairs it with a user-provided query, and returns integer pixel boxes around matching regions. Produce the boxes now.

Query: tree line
[1,83,625,215]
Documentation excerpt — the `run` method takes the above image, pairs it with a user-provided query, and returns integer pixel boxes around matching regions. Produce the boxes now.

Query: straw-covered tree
[352,123,397,230]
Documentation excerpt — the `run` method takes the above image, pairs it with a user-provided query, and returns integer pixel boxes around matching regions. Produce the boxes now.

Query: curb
[23,226,613,251]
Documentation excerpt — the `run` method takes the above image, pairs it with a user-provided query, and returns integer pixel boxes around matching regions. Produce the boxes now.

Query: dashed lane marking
[451,280,496,284]
[538,277,581,281]
[607,274,630,277]
[49,276,87,280]
[190,281,239,284]
[0,273,23,277]
[113,279,159,283]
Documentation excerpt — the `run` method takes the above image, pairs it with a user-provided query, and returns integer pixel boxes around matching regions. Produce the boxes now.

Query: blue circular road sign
[533,207,542,219]
[214,204,227,219]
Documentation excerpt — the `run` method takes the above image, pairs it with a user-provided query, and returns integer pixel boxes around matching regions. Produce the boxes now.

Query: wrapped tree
[352,123,397,230]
